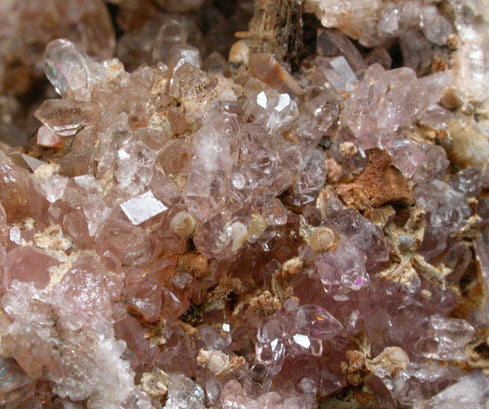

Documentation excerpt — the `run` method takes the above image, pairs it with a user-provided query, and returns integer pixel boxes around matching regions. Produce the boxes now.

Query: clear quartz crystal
[294,305,343,339]
[72,175,110,237]
[168,44,202,71]
[36,174,69,203]
[203,51,229,74]
[44,39,107,100]
[413,372,489,409]
[418,316,475,361]
[35,99,101,137]
[244,88,298,133]
[153,20,188,64]
[164,375,205,409]
[116,139,156,196]
[328,56,358,92]
[317,29,367,74]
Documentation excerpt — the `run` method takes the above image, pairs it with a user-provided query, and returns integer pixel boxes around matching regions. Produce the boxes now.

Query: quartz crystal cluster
[1,0,489,408]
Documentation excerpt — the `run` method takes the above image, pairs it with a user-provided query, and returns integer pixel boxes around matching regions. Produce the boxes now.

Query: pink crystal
[417,316,475,362]
[164,374,205,409]
[52,255,113,330]
[124,270,162,322]
[36,125,64,148]
[317,238,368,291]
[0,2,486,407]
[412,372,489,409]
[113,307,159,366]
[5,246,59,290]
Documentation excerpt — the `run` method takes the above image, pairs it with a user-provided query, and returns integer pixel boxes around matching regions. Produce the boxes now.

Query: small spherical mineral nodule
[228,40,250,67]
[446,117,489,168]
[310,227,336,252]
[339,142,358,159]
[446,34,459,50]
[170,211,196,237]
[197,349,229,375]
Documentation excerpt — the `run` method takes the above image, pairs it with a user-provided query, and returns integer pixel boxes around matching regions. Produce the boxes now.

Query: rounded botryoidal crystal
[366,346,410,377]
[309,227,337,252]
[445,116,489,168]
[171,211,197,237]
[229,40,250,67]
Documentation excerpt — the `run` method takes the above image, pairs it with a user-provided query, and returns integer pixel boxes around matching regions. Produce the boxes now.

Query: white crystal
[229,222,248,252]
[271,338,279,350]
[245,88,298,133]
[305,0,382,30]
[121,191,167,226]
[9,227,21,245]
[275,94,292,112]
[257,91,268,109]
[378,6,400,35]
[72,175,110,237]
[292,334,311,349]
[116,139,156,196]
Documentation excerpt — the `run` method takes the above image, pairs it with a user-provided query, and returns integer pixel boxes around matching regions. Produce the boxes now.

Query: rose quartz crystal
[5,246,59,290]
[0,0,488,408]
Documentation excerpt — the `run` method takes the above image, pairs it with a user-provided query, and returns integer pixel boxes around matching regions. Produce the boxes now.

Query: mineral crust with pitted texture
[1,0,489,408]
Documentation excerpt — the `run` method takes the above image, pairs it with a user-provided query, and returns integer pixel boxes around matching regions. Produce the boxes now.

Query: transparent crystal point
[44,39,107,100]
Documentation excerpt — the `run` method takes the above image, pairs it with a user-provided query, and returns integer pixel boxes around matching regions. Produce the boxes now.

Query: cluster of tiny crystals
[1,0,489,408]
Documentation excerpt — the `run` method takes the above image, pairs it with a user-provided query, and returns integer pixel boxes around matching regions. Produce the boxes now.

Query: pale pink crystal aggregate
[0,1,488,408]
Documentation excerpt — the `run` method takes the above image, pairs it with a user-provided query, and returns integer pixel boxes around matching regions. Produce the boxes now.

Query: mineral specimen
[0,0,489,408]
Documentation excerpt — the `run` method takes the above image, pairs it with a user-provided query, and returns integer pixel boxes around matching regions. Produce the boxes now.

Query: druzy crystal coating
[0,0,489,408]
